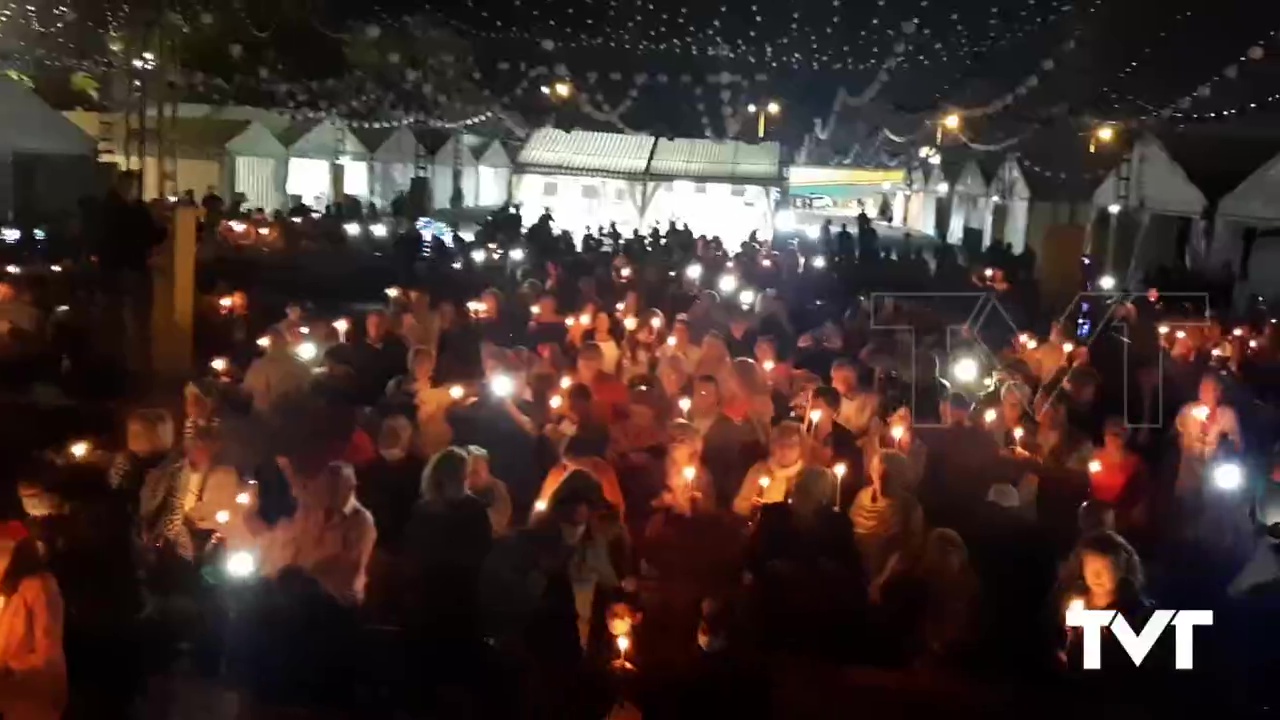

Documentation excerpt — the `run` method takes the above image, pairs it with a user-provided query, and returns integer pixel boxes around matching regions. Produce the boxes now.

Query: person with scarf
[0,524,67,720]
[733,421,809,517]
[851,449,924,581]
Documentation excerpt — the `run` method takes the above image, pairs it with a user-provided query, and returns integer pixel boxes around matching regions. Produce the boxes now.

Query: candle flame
[1087,459,1102,474]
[449,385,465,400]
[832,462,848,479]
[1012,426,1025,440]
[983,408,997,424]
[759,476,771,489]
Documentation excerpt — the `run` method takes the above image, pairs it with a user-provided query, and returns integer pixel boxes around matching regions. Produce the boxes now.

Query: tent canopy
[516,128,654,179]
[1093,134,1206,216]
[647,138,782,184]
[478,141,512,169]
[990,155,1031,202]
[433,133,479,168]
[351,126,422,163]
[277,119,368,160]
[1219,151,1280,223]
[167,118,286,159]
[953,160,988,196]
[0,78,96,156]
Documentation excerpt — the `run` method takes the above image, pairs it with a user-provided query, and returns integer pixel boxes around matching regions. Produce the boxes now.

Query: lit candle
[623,316,638,332]
[1158,325,1170,335]
[1233,327,1245,337]
[1018,332,1031,345]
[256,336,270,349]
[758,475,771,498]
[615,302,625,313]
[682,465,697,499]
[1012,426,1025,447]
[235,492,251,506]
[560,375,573,390]
[448,385,465,401]
[1175,330,1187,339]
[984,267,994,278]
[533,499,548,514]
[384,286,402,299]
[889,424,905,447]
[565,317,576,328]
[549,394,563,410]
[807,408,822,433]
[332,317,350,343]
[1025,339,1039,350]
[578,313,591,326]
[832,462,848,510]
[1191,404,1210,423]
[762,360,776,373]
[1065,596,1086,623]
[218,295,233,312]
[1250,339,1259,350]
[1087,459,1102,474]
[209,356,229,374]
[666,336,677,347]
[983,407,998,425]
[530,305,541,316]
[1062,342,1075,354]
[215,510,230,525]
[68,440,91,460]
[678,396,691,417]
[650,316,663,330]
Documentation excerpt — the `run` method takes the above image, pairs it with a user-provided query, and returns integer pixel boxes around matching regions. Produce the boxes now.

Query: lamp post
[747,101,781,139]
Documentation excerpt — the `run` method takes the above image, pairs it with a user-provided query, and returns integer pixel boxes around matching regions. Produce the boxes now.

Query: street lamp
[747,100,781,139]
[1091,124,1117,153]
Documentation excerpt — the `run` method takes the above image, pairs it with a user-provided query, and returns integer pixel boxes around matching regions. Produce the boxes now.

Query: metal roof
[648,138,782,183]
[516,128,655,178]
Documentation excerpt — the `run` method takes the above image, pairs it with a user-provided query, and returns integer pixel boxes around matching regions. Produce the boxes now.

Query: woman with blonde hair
[0,523,67,720]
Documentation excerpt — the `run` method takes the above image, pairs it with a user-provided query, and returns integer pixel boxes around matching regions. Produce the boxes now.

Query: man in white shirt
[241,327,312,416]
[257,461,376,606]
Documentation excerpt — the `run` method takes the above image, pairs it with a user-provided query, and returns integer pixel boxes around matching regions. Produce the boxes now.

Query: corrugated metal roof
[648,138,781,182]
[516,128,654,177]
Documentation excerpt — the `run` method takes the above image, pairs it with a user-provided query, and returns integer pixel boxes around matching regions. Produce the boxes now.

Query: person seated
[0,523,67,720]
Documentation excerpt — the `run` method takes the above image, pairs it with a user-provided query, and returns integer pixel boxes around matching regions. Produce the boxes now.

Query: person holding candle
[733,421,809,517]
[1174,374,1242,500]
[690,375,758,510]
[0,524,67,720]
[851,450,924,581]
[1055,531,1155,673]
[658,315,701,370]
[831,358,881,439]
[989,380,1033,448]
[1087,419,1147,521]
[806,386,861,484]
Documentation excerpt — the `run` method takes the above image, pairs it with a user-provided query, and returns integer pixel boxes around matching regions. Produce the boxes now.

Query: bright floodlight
[717,274,739,294]
[343,222,361,237]
[509,247,527,261]
[226,551,256,578]
[1213,462,1243,491]
[294,341,318,362]
[368,223,388,238]
[811,255,827,269]
[685,263,704,281]
[1098,274,1117,291]
[951,356,981,384]
[1107,203,1121,215]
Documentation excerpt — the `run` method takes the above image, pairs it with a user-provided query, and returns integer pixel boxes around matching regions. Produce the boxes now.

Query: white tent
[1092,134,1207,216]
[0,78,97,222]
[946,160,988,244]
[1092,134,1209,281]
[477,141,512,207]
[1215,150,1280,301]
[984,155,1032,252]
[353,126,423,211]
[431,134,480,210]
[279,119,370,207]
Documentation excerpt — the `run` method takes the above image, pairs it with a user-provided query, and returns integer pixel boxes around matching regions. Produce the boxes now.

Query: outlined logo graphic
[1065,608,1213,670]
[868,290,1211,429]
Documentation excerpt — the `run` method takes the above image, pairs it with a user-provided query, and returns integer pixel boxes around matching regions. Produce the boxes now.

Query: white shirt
[259,498,377,606]
[242,351,312,415]
[1175,402,1241,460]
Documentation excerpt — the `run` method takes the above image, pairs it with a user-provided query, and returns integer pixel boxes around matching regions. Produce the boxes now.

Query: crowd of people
[2,202,1280,718]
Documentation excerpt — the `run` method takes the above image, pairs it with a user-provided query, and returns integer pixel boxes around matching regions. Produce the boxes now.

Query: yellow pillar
[151,205,197,377]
